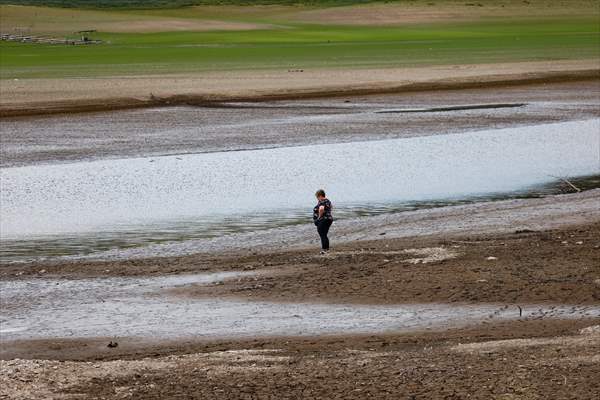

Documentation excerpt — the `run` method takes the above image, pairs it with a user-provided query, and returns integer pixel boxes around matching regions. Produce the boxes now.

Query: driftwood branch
[549,175,581,192]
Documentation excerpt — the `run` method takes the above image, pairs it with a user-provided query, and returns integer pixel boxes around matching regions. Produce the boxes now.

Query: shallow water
[0,119,599,262]
[1,175,599,263]
[1,272,598,340]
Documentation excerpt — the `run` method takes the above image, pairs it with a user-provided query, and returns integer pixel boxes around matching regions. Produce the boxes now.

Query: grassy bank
[0,1,598,79]
[2,18,598,79]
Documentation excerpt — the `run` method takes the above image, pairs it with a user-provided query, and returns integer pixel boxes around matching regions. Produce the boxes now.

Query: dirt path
[2,59,598,117]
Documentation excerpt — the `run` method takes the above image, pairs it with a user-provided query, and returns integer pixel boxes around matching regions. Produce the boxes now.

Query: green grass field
[1,1,598,79]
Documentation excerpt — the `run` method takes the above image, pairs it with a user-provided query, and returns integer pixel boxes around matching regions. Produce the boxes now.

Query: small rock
[580,325,600,335]
[107,341,118,348]
[575,241,583,245]
[38,269,46,274]
[515,229,535,234]
[486,256,498,261]
[561,241,568,244]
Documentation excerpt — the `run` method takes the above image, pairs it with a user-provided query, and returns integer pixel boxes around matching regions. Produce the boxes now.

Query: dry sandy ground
[2,59,598,117]
[3,1,597,36]
[0,5,271,34]
[289,0,599,25]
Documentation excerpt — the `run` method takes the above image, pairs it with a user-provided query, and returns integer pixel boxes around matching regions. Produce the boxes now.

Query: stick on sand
[549,175,581,192]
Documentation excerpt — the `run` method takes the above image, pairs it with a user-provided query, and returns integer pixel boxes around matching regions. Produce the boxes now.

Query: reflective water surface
[1,119,599,263]
[2,272,598,340]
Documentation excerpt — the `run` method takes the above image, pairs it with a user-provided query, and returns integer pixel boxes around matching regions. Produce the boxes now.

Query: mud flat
[2,80,600,168]
[1,60,598,118]
[3,269,598,342]
[1,216,599,399]
[1,186,599,399]
[1,80,600,398]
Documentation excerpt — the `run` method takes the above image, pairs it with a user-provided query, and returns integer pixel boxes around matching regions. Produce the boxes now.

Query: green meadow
[0,2,598,79]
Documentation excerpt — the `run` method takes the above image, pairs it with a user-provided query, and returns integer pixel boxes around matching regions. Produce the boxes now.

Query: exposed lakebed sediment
[1,270,598,343]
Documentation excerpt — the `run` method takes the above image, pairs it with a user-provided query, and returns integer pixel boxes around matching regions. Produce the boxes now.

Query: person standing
[313,189,333,254]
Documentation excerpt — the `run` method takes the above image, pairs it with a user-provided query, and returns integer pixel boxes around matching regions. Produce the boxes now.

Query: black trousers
[316,219,333,250]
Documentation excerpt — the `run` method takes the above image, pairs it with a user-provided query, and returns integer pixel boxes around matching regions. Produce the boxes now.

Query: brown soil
[171,223,600,306]
[290,0,600,25]
[87,19,269,33]
[4,1,597,37]
[2,60,598,117]
[1,223,599,398]
[0,5,270,34]
[1,319,599,399]
[12,221,589,307]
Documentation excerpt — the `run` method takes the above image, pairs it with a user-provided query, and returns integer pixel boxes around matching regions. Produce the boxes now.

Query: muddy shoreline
[1,319,598,399]
[3,188,598,272]
[1,215,599,399]
[2,62,598,118]
[3,79,599,169]
[1,194,599,399]
[2,69,600,398]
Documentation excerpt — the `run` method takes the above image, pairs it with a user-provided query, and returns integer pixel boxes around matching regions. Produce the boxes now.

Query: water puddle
[1,273,598,341]
[1,119,599,263]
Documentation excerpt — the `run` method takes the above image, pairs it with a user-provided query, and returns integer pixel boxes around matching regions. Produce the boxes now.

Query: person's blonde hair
[315,189,326,197]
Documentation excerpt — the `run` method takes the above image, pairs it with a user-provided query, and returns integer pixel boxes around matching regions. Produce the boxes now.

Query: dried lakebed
[1,270,598,345]
[2,81,599,168]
